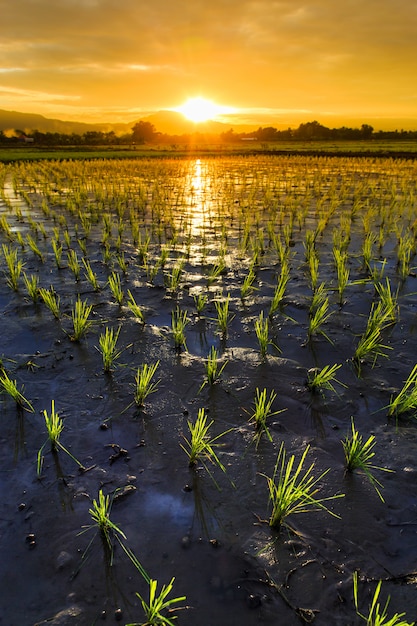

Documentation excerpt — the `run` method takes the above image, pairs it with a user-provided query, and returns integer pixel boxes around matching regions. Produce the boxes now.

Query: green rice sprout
[127,289,145,324]
[26,233,45,262]
[254,310,278,357]
[342,418,393,501]
[353,325,391,375]
[97,326,122,372]
[240,266,257,300]
[307,364,345,395]
[108,271,124,305]
[333,248,350,305]
[165,259,185,293]
[116,251,127,274]
[397,232,414,280]
[39,286,60,319]
[82,258,100,291]
[308,295,334,344]
[134,361,160,406]
[261,442,344,530]
[181,407,233,475]
[2,244,24,291]
[127,577,187,626]
[23,273,40,303]
[51,239,63,268]
[308,252,320,291]
[374,278,399,325]
[0,369,34,412]
[171,307,189,351]
[214,294,234,336]
[249,388,286,445]
[387,364,417,420]
[193,293,207,316]
[353,571,414,626]
[362,231,377,272]
[67,248,81,281]
[207,258,226,285]
[199,346,227,391]
[80,489,127,558]
[37,400,84,476]
[269,262,290,318]
[63,229,71,249]
[70,297,94,341]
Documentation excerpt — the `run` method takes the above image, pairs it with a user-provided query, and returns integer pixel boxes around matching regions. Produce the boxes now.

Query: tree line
[1,119,417,146]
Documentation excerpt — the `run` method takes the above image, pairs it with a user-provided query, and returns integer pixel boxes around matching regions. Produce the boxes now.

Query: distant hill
[0,108,256,137]
[0,109,131,135]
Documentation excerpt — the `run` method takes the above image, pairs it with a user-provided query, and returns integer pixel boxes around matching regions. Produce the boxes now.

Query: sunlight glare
[175,97,233,123]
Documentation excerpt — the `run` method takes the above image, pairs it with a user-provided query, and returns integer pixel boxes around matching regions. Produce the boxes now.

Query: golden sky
[1,0,417,129]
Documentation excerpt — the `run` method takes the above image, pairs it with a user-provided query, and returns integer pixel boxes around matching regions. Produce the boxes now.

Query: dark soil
[1,155,417,626]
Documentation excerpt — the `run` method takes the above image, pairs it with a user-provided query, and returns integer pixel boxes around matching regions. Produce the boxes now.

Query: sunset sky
[1,0,417,130]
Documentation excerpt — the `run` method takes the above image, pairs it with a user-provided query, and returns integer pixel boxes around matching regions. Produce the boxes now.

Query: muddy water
[1,156,417,625]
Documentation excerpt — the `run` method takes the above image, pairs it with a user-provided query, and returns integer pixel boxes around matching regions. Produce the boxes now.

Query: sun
[175,97,231,123]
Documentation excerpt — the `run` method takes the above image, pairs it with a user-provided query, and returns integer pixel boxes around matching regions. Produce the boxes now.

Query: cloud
[0,0,416,123]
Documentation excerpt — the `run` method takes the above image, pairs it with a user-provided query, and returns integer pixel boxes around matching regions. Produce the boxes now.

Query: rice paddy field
[1,154,417,625]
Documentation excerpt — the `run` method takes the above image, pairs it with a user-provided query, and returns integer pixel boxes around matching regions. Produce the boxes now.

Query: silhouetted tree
[131,121,157,144]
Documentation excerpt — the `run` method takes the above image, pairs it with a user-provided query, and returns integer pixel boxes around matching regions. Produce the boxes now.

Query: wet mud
[1,156,417,625]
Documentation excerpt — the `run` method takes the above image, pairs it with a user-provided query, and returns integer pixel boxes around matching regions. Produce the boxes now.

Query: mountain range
[0,108,253,137]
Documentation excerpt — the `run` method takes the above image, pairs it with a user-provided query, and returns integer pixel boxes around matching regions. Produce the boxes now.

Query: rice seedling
[306,364,345,395]
[249,388,286,445]
[107,271,124,305]
[353,325,391,375]
[37,400,84,476]
[22,272,39,303]
[67,249,81,281]
[82,258,100,291]
[397,231,414,280]
[171,307,189,351]
[333,248,350,305]
[0,369,34,412]
[214,294,234,336]
[102,242,113,265]
[26,233,45,262]
[39,286,60,319]
[307,294,334,344]
[342,418,392,501]
[353,571,414,626]
[374,278,399,325]
[181,407,232,475]
[126,578,187,626]
[207,257,226,285]
[51,239,63,269]
[261,442,344,530]
[193,293,207,316]
[269,262,290,318]
[134,361,160,406]
[199,346,228,391]
[144,257,161,283]
[80,489,127,557]
[97,326,123,372]
[63,229,71,249]
[254,310,278,357]
[69,297,94,341]
[116,251,127,274]
[240,265,257,300]
[127,289,145,324]
[362,231,377,272]
[387,364,417,420]
[165,259,185,293]
[308,252,320,291]
[77,237,88,257]
[2,244,24,291]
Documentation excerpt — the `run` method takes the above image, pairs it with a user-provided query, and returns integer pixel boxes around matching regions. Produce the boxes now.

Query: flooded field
[1,155,417,625]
